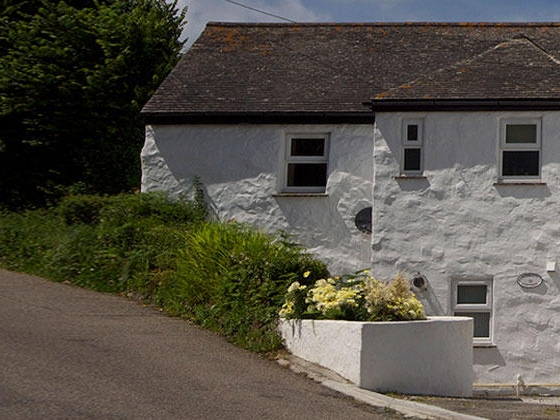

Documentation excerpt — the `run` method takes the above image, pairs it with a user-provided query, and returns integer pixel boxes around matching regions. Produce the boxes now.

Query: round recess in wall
[354,207,372,234]
[411,274,428,291]
[517,273,543,289]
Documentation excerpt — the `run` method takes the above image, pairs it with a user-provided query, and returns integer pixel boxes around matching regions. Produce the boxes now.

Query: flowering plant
[280,270,426,322]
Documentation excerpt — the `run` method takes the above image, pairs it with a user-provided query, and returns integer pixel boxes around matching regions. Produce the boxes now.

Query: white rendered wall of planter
[279,316,473,397]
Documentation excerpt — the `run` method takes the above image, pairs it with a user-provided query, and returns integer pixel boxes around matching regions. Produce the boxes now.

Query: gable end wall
[373,110,560,385]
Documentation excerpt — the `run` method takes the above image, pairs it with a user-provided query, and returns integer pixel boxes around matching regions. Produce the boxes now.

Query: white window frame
[282,133,330,193]
[451,278,494,346]
[499,118,541,181]
[401,119,424,175]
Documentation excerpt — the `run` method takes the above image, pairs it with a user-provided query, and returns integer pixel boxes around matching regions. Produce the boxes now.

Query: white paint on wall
[141,123,374,274]
[279,317,474,397]
[142,112,560,385]
[373,111,560,385]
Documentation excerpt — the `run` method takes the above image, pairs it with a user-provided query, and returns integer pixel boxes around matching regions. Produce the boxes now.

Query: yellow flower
[303,271,311,278]
[287,281,301,293]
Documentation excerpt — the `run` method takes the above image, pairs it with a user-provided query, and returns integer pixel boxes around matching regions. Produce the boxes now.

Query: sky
[176,0,560,47]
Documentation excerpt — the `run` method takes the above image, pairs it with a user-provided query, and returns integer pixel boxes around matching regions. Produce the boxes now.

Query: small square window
[287,163,327,187]
[452,279,493,345]
[502,151,539,176]
[506,124,537,144]
[283,134,329,193]
[407,125,419,141]
[500,119,541,180]
[403,148,421,171]
[457,284,487,304]
[401,119,424,175]
[291,138,325,156]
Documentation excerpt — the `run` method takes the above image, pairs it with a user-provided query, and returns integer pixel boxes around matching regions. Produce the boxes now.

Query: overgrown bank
[0,192,327,352]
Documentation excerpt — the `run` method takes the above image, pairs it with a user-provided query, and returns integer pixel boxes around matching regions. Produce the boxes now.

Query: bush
[0,209,66,274]
[59,194,105,225]
[280,271,426,322]
[1,192,204,293]
[59,191,206,227]
[168,222,328,351]
[364,273,426,321]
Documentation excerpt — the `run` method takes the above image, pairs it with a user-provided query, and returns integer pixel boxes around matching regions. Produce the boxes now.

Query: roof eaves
[141,111,373,125]
[366,99,560,112]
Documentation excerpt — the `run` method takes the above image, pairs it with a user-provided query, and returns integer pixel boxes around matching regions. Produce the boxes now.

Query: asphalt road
[0,269,408,419]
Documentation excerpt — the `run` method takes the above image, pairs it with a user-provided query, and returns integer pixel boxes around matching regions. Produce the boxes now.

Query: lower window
[452,279,493,345]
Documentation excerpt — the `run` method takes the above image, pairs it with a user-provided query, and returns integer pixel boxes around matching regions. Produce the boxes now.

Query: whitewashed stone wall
[141,124,373,274]
[373,111,560,386]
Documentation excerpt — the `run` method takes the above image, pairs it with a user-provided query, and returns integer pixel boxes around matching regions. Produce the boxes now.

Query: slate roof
[141,22,560,123]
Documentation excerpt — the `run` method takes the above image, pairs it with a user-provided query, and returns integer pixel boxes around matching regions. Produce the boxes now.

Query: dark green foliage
[0,192,328,353]
[0,192,203,291]
[0,208,66,273]
[58,195,106,225]
[168,222,329,351]
[0,0,186,209]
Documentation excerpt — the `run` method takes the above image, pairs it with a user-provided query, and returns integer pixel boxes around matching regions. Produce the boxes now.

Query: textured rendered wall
[373,111,560,385]
[279,319,363,385]
[279,317,473,397]
[141,124,373,274]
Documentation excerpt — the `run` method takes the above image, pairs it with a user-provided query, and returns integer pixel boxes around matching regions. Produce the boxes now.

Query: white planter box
[279,316,473,397]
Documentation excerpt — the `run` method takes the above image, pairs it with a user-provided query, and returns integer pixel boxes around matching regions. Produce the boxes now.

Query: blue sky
[176,0,560,47]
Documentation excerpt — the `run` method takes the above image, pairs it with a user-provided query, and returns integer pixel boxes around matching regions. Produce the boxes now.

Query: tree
[0,0,186,208]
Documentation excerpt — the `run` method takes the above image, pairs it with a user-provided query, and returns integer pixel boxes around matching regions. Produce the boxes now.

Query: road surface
[0,269,407,419]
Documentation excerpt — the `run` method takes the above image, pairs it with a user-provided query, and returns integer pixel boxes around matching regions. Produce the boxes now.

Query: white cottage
[141,22,560,387]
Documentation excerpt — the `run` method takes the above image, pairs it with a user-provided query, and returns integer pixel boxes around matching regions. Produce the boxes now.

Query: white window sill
[395,175,427,180]
[473,343,497,348]
[494,181,546,186]
[273,193,328,198]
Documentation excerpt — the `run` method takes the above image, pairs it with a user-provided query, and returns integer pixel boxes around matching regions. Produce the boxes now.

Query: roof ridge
[205,21,560,28]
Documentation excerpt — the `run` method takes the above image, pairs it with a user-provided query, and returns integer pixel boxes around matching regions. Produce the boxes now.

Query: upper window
[283,134,329,193]
[452,279,493,345]
[401,119,423,175]
[500,119,541,179]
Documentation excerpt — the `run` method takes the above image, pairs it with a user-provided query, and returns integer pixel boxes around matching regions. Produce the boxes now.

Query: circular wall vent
[355,207,372,234]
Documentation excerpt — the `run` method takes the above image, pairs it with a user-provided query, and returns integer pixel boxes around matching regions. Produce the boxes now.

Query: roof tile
[142,22,560,118]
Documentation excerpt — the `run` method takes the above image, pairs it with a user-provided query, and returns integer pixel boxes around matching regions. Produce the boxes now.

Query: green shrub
[1,192,202,294]
[58,194,105,225]
[0,209,66,274]
[59,191,207,228]
[169,222,328,352]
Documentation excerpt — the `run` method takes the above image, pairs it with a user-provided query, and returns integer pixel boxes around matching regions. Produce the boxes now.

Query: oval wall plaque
[517,273,543,289]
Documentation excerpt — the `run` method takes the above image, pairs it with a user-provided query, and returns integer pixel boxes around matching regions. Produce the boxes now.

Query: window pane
[407,125,418,141]
[457,285,487,304]
[404,148,421,171]
[455,312,490,338]
[287,163,327,187]
[291,138,325,156]
[502,151,539,176]
[506,124,537,144]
